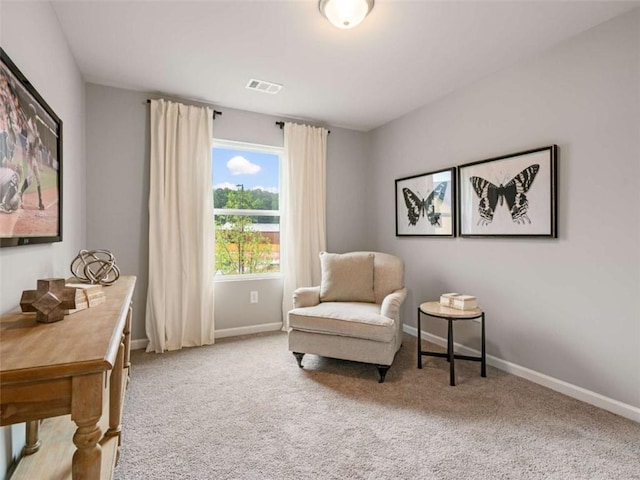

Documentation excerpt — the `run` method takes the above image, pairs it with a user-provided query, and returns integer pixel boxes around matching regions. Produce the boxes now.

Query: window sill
[214,273,282,283]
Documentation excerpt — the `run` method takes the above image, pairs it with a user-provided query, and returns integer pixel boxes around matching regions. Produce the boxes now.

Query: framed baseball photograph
[395,167,455,237]
[1,48,62,247]
[458,145,557,238]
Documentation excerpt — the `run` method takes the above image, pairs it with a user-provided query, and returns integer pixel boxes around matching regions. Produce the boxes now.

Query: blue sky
[212,147,279,193]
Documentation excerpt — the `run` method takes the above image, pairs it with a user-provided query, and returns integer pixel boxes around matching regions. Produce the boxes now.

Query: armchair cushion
[289,302,395,343]
[319,252,375,303]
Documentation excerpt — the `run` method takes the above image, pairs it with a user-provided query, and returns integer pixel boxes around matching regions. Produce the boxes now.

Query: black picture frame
[458,145,557,238]
[395,167,456,237]
[0,48,62,247]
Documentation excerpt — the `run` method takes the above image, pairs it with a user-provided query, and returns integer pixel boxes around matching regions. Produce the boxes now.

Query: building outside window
[212,140,281,278]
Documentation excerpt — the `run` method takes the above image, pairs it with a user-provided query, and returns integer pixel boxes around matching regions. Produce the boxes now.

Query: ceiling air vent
[246,78,282,94]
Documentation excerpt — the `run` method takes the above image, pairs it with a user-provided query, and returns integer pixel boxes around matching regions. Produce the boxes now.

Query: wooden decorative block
[20,279,78,323]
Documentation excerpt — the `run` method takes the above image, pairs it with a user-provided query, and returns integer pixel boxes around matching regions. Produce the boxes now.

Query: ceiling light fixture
[319,0,374,29]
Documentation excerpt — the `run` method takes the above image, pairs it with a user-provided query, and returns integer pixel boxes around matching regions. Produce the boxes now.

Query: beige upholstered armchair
[287,251,406,383]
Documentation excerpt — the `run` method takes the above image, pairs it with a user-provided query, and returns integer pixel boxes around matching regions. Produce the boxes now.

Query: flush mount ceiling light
[319,0,374,29]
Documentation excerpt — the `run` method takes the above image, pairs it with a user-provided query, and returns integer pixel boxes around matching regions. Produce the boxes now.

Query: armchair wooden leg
[377,365,390,383]
[293,352,305,368]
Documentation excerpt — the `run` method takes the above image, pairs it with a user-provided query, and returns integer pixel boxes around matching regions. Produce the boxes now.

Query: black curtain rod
[146,99,222,119]
[276,121,330,134]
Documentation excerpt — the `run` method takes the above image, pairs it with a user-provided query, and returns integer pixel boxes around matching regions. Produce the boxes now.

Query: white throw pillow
[319,252,376,303]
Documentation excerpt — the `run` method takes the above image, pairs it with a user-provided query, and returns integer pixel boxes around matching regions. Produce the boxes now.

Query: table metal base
[417,306,486,386]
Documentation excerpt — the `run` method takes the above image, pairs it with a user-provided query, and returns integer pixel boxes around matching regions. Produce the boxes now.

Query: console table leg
[124,303,132,383]
[22,420,41,456]
[72,419,102,480]
[71,373,103,480]
[106,336,125,444]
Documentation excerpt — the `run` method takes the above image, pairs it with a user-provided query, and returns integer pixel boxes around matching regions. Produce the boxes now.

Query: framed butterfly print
[458,145,557,237]
[395,168,455,237]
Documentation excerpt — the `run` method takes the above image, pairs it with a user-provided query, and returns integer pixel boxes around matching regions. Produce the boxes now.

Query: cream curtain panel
[145,99,215,352]
[281,122,328,329]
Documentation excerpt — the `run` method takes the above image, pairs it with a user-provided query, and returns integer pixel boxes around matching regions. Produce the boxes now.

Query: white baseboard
[404,324,640,423]
[131,338,149,350]
[130,322,284,351]
[214,322,283,339]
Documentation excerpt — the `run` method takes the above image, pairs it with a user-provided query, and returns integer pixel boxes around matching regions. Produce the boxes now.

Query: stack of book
[64,283,106,314]
[439,293,459,307]
[439,292,478,311]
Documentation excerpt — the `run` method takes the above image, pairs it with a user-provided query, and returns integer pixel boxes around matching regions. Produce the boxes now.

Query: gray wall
[85,85,150,340]
[85,84,370,339]
[0,2,87,476]
[369,10,640,409]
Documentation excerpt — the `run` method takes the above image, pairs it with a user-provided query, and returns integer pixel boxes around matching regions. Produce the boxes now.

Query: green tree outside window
[214,186,277,275]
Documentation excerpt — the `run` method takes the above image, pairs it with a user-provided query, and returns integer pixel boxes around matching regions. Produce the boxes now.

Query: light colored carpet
[114,332,640,480]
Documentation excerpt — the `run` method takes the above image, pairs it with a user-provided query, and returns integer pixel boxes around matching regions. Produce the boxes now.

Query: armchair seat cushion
[289,302,395,343]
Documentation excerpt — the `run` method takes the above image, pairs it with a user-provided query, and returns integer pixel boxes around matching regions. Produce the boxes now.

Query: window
[212,140,281,278]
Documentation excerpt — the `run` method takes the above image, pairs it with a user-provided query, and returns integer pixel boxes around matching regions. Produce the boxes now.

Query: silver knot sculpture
[70,249,120,285]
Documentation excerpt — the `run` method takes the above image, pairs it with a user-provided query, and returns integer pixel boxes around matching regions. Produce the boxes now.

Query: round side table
[417,301,486,386]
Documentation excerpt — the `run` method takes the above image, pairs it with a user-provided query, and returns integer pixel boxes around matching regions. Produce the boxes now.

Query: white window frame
[212,139,282,282]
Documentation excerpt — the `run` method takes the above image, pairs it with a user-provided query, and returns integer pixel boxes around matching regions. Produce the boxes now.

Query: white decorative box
[439,293,459,307]
[452,295,477,310]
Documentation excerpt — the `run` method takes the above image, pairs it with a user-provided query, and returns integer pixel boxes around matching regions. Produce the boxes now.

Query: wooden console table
[0,276,136,480]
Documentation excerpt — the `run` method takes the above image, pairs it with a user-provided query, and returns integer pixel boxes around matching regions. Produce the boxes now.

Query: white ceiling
[51,0,638,131]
